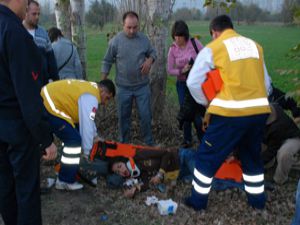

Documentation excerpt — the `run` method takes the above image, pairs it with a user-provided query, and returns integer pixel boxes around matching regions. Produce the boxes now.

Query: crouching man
[262,103,300,184]
[41,79,115,190]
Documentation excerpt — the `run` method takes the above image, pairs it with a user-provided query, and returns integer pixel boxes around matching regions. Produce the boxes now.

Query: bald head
[0,0,28,20]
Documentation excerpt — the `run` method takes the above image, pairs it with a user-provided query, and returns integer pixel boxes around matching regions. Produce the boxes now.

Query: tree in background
[54,0,72,39]
[86,0,117,30]
[172,7,202,21]
[54,0,86,79]
[281,0,300,24]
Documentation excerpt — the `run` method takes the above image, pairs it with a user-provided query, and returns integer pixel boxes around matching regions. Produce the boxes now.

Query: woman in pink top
[167,20,203,147]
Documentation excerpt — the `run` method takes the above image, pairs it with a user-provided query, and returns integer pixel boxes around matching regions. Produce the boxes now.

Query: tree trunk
[146,0,174,120]
[70,0,87,79]
[54,0,72,40]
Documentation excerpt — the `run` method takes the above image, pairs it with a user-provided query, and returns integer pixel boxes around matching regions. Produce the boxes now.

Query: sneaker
[55,178,83,191]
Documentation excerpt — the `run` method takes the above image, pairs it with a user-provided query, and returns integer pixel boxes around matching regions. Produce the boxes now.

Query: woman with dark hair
[167,20,203,147]
[48,27,83,80]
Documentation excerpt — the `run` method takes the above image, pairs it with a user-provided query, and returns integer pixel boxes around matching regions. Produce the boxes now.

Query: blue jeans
[178,148,196,182]
[176,81,192,143]
[47,114,81,183]
[117,84,153,145]
[0,119,41,225]
[291,179,300,225]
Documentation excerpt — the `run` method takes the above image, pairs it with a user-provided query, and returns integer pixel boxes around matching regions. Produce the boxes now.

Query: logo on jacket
[89,107,97,120]
[31,71,39,81]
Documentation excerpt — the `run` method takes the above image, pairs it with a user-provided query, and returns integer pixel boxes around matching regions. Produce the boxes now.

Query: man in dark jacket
[269,85,300,125]
[0,1,57,224]
[262,104,300,184]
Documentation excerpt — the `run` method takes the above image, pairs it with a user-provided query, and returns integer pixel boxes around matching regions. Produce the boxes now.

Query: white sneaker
[55,178,83,191]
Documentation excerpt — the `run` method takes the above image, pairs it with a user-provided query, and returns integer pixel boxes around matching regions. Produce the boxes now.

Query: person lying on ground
[108,148,182,198]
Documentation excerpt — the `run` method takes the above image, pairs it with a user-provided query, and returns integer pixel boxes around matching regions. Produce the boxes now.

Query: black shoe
[184,196,205,211]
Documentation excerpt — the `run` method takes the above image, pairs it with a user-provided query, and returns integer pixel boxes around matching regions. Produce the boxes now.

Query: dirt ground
[1,101,299,225]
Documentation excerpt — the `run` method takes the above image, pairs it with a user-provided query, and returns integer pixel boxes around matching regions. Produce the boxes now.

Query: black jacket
[262,104,300,163]
[0,5,53,149]
[269,86,300,118]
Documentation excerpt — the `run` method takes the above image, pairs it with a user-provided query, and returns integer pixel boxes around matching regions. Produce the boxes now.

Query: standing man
[0,0,57,224]
[101,11,156,146]
[185,15,271,210]
[23,0,58,84]
[41,79,115,190]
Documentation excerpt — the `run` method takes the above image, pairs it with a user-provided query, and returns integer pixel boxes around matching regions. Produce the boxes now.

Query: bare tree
[54,0,72,39]
[146,0,175,120]
[70,0,87,79]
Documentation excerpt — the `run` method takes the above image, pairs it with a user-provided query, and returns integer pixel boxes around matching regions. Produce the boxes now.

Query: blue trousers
[177,81,192,143]
[0,119,41,225]
[47,114,81,183]
[189,114,269,209]
[117,84,153,145]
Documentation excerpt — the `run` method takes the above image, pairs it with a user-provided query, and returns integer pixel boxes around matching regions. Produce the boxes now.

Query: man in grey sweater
[101,11,156,145]
[48,27,83,79]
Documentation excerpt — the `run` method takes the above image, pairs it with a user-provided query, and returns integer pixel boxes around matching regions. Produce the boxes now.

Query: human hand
[202,113,211,132]
[294,117,300,126]
[141,57,153,75]
[181,64,192,74]
[150,174,162,185]
[93,135,104,143]
[42,142,57,161]
[123,186,137,198]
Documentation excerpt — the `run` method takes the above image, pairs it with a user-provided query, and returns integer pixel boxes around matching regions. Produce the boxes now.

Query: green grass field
[86,21,300,99]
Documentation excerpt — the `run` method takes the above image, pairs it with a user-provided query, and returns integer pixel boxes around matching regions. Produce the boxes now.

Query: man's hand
[202,113,211,132]
[141,57,153,75]
[42,142,57,161]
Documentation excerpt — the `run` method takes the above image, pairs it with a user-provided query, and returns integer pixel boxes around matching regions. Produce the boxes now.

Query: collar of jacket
[0,4,23,25]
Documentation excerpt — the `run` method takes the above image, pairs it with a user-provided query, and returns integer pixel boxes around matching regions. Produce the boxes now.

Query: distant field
[86,21,300,99]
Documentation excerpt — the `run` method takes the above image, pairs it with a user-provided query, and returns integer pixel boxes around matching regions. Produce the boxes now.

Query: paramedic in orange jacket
[185,15,272,210]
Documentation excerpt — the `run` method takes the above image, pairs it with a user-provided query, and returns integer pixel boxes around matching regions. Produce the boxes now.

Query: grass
[86,21,300,98]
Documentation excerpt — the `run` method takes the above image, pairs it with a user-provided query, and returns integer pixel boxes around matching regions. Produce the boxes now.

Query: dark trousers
[0,119,41,225]
[190,114,269,209]
[47,114,81,183]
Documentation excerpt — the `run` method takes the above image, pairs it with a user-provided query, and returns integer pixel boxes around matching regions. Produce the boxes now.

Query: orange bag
[202,69,223,101]
[215,159,243,183]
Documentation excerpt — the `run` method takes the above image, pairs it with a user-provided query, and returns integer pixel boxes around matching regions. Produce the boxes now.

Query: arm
[167,47,181,76]
[263,62,272,96]
[101,37,117,79]
[187,47,215,106]
[7,25,55,153]
[78,94,99,155]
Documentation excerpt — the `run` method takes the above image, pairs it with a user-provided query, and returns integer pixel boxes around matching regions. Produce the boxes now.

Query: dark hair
[108,157,128,173]
[122,11,139,23]
[98,79,116,97]
[171,20,190,41]
[48,27,63,43]
[28,0,39,7]
[209,15,234,35]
